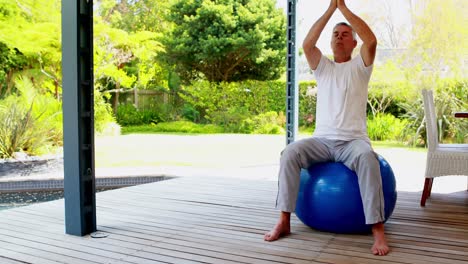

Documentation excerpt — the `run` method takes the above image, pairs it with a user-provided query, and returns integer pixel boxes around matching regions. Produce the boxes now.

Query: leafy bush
[299,81,317,127]
[0,97,37,157]
[116,104,143,126]
[0,95,58,158]
[116,103,163,126]
[254,123,284,134]
[179,80,317,131]
[113,78,466,143]
[239,111,285,134]
[210,106,251,133]
[299,124,316,135]
[0,77,63,158]
[121,121,224,134]
[367,114,408,141]
[367,81,417,118]
[94,90,118,134]
[179,80,286,125]
[399,79,467,145]
[181,103,200,122]
[432,80,467,143]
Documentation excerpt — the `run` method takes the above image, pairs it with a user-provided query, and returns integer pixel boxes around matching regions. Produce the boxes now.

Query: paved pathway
[1,134,466,194]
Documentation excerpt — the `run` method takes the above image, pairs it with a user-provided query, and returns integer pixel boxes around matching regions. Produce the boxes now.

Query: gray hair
[333,22,357,40]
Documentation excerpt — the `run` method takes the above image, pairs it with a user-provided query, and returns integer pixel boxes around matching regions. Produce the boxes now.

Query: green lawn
[95,133,425,168]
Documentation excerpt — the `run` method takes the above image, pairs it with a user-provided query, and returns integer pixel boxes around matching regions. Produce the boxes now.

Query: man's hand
[303,0,337,70]
[336,0,377,66]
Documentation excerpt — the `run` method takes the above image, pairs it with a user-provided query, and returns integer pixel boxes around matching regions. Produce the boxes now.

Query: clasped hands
[329,0,347,10]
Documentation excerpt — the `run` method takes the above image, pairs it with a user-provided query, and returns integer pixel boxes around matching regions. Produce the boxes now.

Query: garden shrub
[399,79,467,145]
[95,90,118,134]
[239,111,285,134]
[299,81,317,127]
[254,123,284,134]
[367,113,408,141]
[0,94,60,158]
[178,80,317,132]
[116,103,164,126]
[0,77,63,157]
[367,81,415,118]
[0,97,43,158]
[116,104,140,126]
[433,80,467,143]
[122,121,224,134]
[179,80,286,125]
[210,106,251,133]
[116,78,465,142]
[181,103,200,122]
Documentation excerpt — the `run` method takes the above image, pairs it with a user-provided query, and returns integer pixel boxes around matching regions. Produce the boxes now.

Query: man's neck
[333,53,352,63]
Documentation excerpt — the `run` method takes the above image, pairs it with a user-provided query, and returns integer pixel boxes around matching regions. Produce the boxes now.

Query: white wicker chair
[420,89,468,206]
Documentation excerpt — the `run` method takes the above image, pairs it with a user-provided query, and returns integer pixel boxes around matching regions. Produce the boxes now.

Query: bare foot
[264,221,290,241]
[371,222,390,256]
[264,212,291,241]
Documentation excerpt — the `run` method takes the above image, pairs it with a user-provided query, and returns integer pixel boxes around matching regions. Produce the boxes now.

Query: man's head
[331,22,357,62]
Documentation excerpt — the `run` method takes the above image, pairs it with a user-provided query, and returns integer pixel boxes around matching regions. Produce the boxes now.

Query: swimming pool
[0,188,118,210]
[0,176,174,210]
[0,190,65,210]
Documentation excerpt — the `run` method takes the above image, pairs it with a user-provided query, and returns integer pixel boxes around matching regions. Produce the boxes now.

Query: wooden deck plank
[0,240,96,264]
[0,176,466,264]
[0,213,206,264]
[8,202,468,264]
[1,205,326,264]
[0,251,62,264]
[0,257,27,264]
[0,228,148,263]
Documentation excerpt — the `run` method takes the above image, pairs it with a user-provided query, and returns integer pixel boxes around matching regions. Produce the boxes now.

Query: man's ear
[353,40,358,48]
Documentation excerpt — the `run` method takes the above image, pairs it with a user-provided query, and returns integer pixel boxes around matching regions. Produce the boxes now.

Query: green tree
[0,42,28,97]
[94,16,167,112]
[97,0,173,33]
[0,0,62,97]
[403,0,467,81]
[164,0,286,83]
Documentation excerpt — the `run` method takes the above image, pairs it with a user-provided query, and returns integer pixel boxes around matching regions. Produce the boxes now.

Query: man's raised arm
[303,0,337,70]
[337,0,377,66]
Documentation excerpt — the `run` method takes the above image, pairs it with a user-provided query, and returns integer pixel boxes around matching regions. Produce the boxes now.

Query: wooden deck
[0,176,467,264]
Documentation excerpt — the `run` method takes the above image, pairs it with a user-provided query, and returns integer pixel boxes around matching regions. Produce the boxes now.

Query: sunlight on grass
[94,134,427,168]
[371,140,426,152]
[121,122,224,135]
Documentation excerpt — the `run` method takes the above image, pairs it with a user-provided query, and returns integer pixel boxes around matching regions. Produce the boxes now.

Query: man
[264,0,390,256]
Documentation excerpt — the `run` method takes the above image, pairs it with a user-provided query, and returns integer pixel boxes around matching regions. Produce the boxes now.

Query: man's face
[331,25,357,56]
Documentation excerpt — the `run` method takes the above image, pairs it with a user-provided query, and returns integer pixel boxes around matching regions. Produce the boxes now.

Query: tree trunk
[113,82,120,114]
[5,69,14,95]
[55,79,59,99]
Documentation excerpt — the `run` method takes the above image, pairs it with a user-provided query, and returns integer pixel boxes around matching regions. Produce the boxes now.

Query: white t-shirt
[312,54,373,141]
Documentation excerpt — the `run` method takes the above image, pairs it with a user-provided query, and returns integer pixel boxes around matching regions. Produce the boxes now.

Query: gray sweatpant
[276,137,385,225]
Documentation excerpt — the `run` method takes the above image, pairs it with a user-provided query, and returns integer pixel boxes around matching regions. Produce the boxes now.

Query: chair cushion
[438,144,468,153]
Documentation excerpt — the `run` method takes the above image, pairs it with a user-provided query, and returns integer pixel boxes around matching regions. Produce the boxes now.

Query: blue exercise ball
[295,155,397,234]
